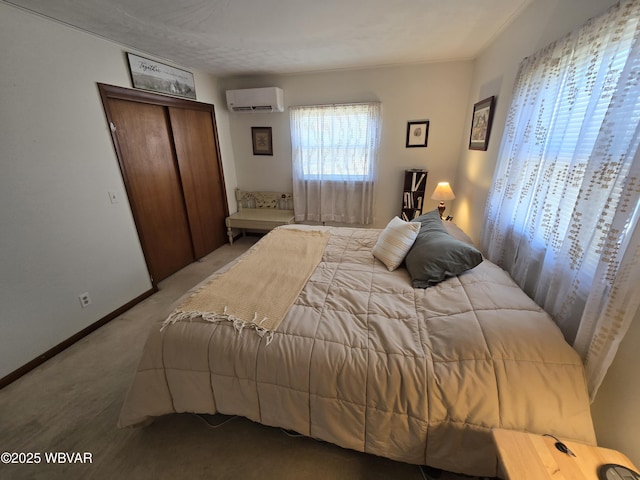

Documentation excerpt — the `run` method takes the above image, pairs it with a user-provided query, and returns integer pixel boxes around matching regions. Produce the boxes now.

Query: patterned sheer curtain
[290,102,382,224]
[481,0,640,400]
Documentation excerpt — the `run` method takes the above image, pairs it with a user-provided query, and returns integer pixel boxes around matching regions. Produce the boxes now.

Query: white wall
[221,62,473,227]
[0,3,236,379]
[591,309,640,467]
[453,0,639,466]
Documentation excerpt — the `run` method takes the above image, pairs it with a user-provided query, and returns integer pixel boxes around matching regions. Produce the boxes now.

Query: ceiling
[5,0,533,77]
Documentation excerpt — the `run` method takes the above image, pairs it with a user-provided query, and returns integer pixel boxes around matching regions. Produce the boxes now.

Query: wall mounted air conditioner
[226,87,284,113]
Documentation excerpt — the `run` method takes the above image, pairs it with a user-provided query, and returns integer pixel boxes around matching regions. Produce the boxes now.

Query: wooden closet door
[108,99,194,282]
[169,107,227,258]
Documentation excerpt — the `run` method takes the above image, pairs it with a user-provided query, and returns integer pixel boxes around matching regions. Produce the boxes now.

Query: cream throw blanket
[162,228,329,344]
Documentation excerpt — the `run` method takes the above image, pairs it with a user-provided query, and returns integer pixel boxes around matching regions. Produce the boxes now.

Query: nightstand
[492,428,638,479]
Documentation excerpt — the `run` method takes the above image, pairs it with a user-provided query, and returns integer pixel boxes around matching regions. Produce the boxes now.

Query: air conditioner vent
[226,87,284,113]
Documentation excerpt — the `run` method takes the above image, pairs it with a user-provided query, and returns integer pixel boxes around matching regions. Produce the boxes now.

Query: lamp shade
[431,182,455,201]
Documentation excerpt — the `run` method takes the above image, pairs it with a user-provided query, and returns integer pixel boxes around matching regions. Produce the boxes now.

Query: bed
[118,213,596,477]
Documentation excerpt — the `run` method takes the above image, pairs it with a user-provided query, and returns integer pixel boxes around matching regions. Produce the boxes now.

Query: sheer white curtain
[290,102,382,224]
[481,0,640,400]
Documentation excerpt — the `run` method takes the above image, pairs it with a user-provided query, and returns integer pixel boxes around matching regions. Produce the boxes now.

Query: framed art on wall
[126,53,196,99]
[406,120,429,148]
[252,127,273,156]
[469,96,495,151]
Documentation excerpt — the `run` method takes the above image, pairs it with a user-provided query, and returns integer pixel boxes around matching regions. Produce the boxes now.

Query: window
[291,103,380,180]
[290,102,382,224]
[481,0,640,399]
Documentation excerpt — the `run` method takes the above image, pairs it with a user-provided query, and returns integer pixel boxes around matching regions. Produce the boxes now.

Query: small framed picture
[406,121,429,148]
[469,96,496,151]
[251,127,273,156]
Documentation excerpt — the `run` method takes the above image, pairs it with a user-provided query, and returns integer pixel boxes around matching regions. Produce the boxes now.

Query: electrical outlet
[78,292,91,308]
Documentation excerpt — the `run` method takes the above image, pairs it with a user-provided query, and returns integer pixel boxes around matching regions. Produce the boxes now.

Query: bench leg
[227,226,234,245]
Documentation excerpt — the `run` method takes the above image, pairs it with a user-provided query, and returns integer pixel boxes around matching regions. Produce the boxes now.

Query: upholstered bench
[225,189,295,244]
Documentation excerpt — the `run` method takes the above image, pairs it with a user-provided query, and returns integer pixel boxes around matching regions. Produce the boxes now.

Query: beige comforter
[119,225,595,477]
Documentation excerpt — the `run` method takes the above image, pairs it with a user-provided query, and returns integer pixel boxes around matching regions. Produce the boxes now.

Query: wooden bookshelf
[401,169,428,221]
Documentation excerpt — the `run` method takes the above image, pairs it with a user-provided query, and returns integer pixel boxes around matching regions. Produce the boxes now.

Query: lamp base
[437,202,446,218]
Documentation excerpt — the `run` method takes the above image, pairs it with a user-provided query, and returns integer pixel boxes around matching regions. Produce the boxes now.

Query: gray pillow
[405,209,483,288]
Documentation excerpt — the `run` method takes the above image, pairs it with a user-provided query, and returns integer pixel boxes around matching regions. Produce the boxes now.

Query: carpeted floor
[0,235,493,480]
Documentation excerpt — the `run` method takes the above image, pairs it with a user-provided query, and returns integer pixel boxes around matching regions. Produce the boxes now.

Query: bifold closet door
[108,99,195,282]
[169,107,227,257]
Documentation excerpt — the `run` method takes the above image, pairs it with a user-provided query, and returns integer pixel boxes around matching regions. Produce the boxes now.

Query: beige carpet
[0,235,492,480]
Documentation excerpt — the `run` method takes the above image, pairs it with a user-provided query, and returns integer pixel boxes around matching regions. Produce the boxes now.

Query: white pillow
[372,216,421,271]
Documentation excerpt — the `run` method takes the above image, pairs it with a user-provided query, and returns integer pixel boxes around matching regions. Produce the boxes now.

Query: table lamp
[431,182,455,218]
